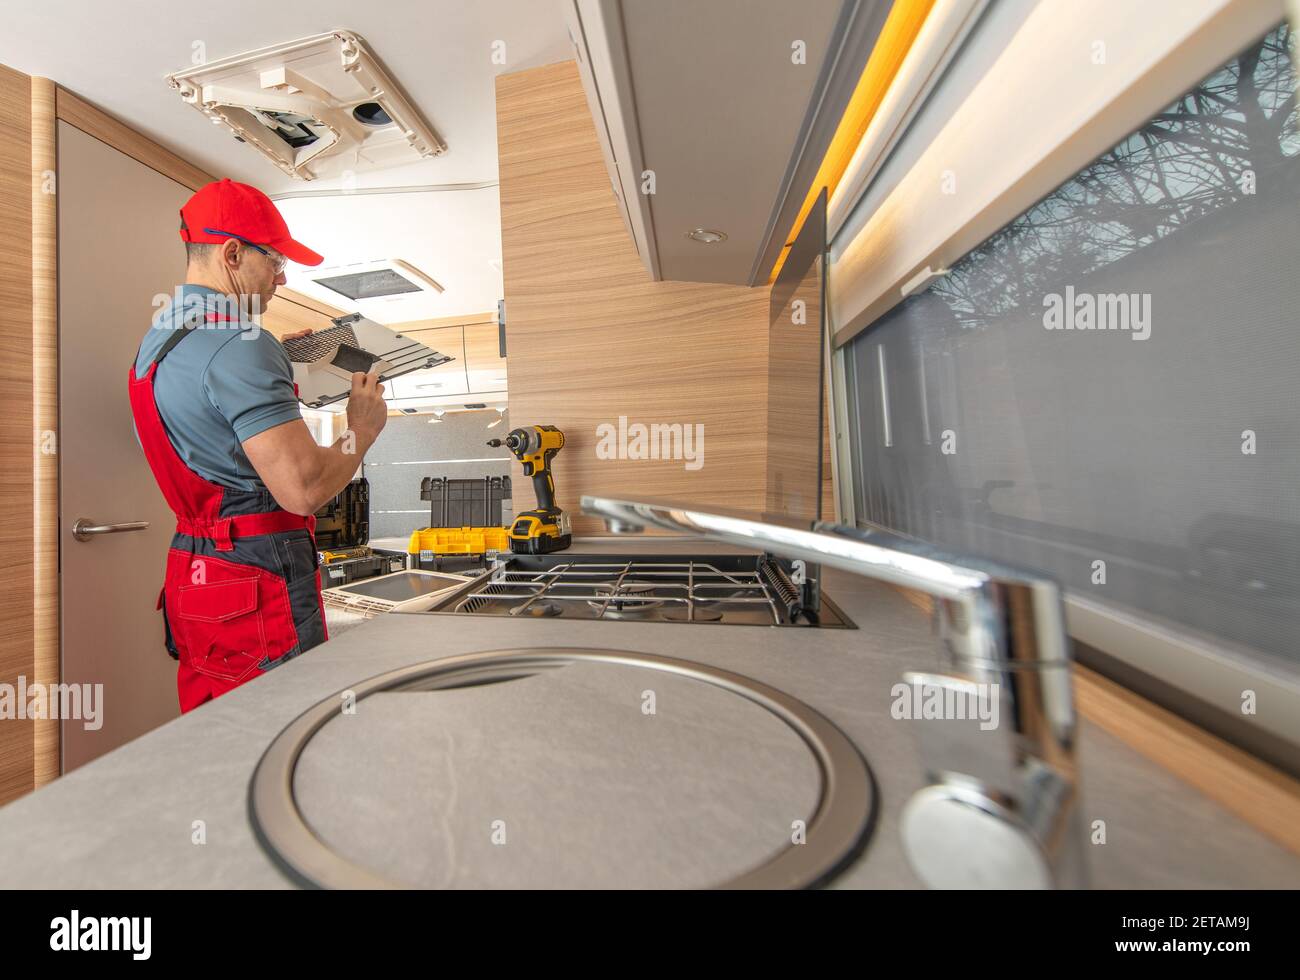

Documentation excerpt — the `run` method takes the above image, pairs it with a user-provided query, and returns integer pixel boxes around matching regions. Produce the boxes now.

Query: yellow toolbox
[407,526,510,558]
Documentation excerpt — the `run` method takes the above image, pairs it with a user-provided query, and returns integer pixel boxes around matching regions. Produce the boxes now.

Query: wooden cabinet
[383,315,505,401]
[496,62,771,533]
[464,321,506,393]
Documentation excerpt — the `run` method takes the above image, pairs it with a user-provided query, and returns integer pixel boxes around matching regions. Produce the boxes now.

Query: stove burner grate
[449,560,787,624]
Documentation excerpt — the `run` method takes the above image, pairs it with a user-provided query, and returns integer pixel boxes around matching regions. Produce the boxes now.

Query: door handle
[72,519,150,542]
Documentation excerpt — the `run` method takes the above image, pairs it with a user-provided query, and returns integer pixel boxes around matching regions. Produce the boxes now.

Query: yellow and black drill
[488,425,572,554]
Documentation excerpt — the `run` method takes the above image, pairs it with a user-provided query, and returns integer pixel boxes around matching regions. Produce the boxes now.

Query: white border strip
[828,0,990,237]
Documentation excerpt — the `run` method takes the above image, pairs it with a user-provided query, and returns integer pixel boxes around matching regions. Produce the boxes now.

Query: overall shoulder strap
[151,310,238,367]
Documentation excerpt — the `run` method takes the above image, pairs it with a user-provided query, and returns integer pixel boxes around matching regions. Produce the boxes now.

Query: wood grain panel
[392,312,496,331]
[275,286,345,319]
[496,61,769,534]
[0,62,35,805]
[259,287,352,339]
[890,584,1300,855]
[55,87,213,190]
[1074,662,1300,856]
[464,321,506,392]
[767,257,823,521]
[260,293,339,340]
[31,76,58,788]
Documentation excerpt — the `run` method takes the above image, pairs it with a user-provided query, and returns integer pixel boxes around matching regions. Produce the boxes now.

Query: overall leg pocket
[176,575,265,682]
[167,551,295,683]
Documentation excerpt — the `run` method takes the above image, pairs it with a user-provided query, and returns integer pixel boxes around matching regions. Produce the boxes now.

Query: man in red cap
[129,178,388,712]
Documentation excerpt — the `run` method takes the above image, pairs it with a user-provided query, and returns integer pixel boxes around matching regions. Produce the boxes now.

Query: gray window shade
[845,23,1299,677]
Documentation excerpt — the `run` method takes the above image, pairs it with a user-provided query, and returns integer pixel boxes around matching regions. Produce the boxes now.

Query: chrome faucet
[581,495,1089,890]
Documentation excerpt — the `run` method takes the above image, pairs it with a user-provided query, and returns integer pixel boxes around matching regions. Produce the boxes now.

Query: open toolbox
[408,475,512,572]
[420,475,512,528]
[314,478,407,585]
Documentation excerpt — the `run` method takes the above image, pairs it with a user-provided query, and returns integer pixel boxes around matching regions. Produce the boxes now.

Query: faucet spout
[580,494,1089,889]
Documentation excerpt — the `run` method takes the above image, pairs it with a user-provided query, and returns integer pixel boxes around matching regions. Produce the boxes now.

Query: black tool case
[315,477,370,550]
[313,478,406,585]
[420,475,512,528]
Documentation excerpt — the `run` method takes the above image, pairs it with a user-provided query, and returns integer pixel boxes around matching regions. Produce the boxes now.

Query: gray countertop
[1,536,1295,888]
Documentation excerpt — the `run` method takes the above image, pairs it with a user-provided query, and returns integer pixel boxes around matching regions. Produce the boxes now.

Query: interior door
[58,122,192,770]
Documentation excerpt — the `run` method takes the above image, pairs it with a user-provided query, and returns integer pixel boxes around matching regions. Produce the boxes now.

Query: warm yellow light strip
[768,0,936,283]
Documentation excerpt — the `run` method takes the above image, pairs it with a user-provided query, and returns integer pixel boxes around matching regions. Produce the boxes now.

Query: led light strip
[768,0,936,284]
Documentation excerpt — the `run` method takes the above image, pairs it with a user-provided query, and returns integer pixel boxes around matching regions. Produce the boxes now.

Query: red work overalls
[129,309,329,712]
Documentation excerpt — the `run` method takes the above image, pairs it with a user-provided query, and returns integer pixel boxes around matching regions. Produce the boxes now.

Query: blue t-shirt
[134,285,303,491]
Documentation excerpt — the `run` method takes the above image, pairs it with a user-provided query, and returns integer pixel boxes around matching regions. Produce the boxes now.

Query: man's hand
[242,374,386,515]
[345,370,388,444]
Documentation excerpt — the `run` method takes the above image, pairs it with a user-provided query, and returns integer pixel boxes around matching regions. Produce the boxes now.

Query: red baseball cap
[179,178,323,266]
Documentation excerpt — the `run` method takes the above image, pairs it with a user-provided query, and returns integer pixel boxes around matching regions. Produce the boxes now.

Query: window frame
[824,11,1300,763]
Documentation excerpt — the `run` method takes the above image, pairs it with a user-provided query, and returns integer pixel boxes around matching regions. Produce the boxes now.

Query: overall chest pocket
[168,552,295,682]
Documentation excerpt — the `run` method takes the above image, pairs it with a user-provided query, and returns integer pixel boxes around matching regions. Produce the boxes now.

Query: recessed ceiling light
[686,228,727,244]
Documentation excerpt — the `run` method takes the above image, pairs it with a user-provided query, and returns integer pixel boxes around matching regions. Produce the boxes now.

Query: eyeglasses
[203,227,288,274]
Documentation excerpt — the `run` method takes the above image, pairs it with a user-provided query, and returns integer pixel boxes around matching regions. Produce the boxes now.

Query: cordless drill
[487,425,572,554]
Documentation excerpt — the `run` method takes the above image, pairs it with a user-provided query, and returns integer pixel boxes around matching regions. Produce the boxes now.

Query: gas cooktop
[409,552,854,628]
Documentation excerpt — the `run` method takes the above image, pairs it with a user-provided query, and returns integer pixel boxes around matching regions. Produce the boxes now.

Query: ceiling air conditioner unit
[309,258,444,303]
[165,31,446,181]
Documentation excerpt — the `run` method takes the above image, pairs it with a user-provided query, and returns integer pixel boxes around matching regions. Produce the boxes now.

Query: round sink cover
[252,648,875,888]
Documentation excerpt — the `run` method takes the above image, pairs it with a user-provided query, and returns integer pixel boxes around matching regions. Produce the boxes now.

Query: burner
[662,605,723,622]
[510,600,563,618]
[693,588,757,607]
[587,582,664,618]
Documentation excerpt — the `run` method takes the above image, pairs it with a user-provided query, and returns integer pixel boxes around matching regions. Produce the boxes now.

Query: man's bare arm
[242,370,388,516]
